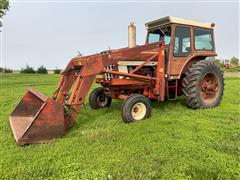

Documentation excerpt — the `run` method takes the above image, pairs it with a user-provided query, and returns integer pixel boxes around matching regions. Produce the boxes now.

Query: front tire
[182,60,224,109]
[89,87,112,109]
[121,94,151,123]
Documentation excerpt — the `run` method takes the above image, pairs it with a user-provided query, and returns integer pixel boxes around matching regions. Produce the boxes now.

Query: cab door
[169,25,192,78]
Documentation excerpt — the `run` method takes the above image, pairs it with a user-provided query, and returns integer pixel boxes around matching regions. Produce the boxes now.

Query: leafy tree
[54,68,61,74]
[20,65,36,74]
[3,67,12,73]
[37,65,48,74]
[0,0,9,28]
[230,57,239,65]
[214,58,224,68]
[0,67,13,73]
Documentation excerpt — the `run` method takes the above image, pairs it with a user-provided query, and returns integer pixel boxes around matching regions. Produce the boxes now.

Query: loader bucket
[9,88,65,145]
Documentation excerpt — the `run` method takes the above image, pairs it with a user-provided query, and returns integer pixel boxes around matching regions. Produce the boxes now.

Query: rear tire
[89,87,112,109]
[121,94,151,123]
[182,60,224,109]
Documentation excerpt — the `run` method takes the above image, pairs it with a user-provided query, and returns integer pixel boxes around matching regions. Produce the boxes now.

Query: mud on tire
[182,60,224,109]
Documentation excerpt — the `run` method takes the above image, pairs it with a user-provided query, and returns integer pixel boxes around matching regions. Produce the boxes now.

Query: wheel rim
[131,102,147,120]
[200,73,220,104]
[96,94,108,107]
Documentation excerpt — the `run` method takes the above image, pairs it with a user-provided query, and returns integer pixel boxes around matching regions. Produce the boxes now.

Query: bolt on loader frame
[9,16,224,145]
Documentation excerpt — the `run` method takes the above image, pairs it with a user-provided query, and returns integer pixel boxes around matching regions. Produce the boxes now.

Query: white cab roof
[145,16,213,30]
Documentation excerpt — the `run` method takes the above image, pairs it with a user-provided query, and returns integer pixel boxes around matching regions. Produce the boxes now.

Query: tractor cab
[145,16,216,78]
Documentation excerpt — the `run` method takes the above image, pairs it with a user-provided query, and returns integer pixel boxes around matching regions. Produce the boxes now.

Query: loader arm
[52,53,121,129]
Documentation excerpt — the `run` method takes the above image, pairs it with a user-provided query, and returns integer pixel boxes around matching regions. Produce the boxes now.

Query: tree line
[0,65,61,74]
[215,56,239,67]
[1,57,239,74]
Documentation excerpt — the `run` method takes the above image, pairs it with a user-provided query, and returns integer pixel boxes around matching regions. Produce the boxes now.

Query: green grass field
[0,74,239,179]
[224,67,240,72]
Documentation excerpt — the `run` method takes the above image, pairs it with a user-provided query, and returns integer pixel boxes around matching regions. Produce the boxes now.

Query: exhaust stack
[128,23,136,48]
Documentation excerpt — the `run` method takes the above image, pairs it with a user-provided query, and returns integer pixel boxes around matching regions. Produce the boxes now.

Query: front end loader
[9,16,224,145]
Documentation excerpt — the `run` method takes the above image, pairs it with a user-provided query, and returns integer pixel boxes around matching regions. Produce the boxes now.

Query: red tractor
[9,16,224,145]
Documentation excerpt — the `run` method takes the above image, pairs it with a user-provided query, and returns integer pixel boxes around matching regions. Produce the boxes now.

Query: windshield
[147,26,171,44]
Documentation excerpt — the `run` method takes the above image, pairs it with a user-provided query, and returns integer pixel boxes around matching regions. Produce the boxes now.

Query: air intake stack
[128,23,136,48]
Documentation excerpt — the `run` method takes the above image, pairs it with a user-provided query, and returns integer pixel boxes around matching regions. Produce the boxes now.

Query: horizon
[1,57,238,70]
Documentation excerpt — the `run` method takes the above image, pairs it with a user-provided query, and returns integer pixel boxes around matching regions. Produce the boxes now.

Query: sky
[1,0,239,69]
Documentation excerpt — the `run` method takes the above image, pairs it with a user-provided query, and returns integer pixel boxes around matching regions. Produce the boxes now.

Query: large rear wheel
[182,60,224,109]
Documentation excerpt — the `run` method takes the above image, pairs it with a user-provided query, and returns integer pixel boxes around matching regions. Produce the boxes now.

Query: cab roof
[145,16,214,30]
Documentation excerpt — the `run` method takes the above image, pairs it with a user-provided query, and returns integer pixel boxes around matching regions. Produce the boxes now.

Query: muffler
[9,88,65,145]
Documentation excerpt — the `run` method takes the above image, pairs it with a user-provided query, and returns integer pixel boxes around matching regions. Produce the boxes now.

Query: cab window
[147,26,171,44]
[174,26,191,57]
[194,28,213,50]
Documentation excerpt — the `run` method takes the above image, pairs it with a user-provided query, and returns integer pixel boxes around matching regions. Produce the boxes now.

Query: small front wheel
[121,94,151,123]
[89,87,112,109]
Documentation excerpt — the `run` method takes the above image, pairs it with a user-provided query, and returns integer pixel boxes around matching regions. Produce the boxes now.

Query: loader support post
[56,73,77,104]
[67,75,81,105]
[65,75,96,129]
[74,75,96,105]
[155,42,166,101]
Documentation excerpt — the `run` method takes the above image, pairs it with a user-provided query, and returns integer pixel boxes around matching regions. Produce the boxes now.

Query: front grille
[104,65,114,80]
